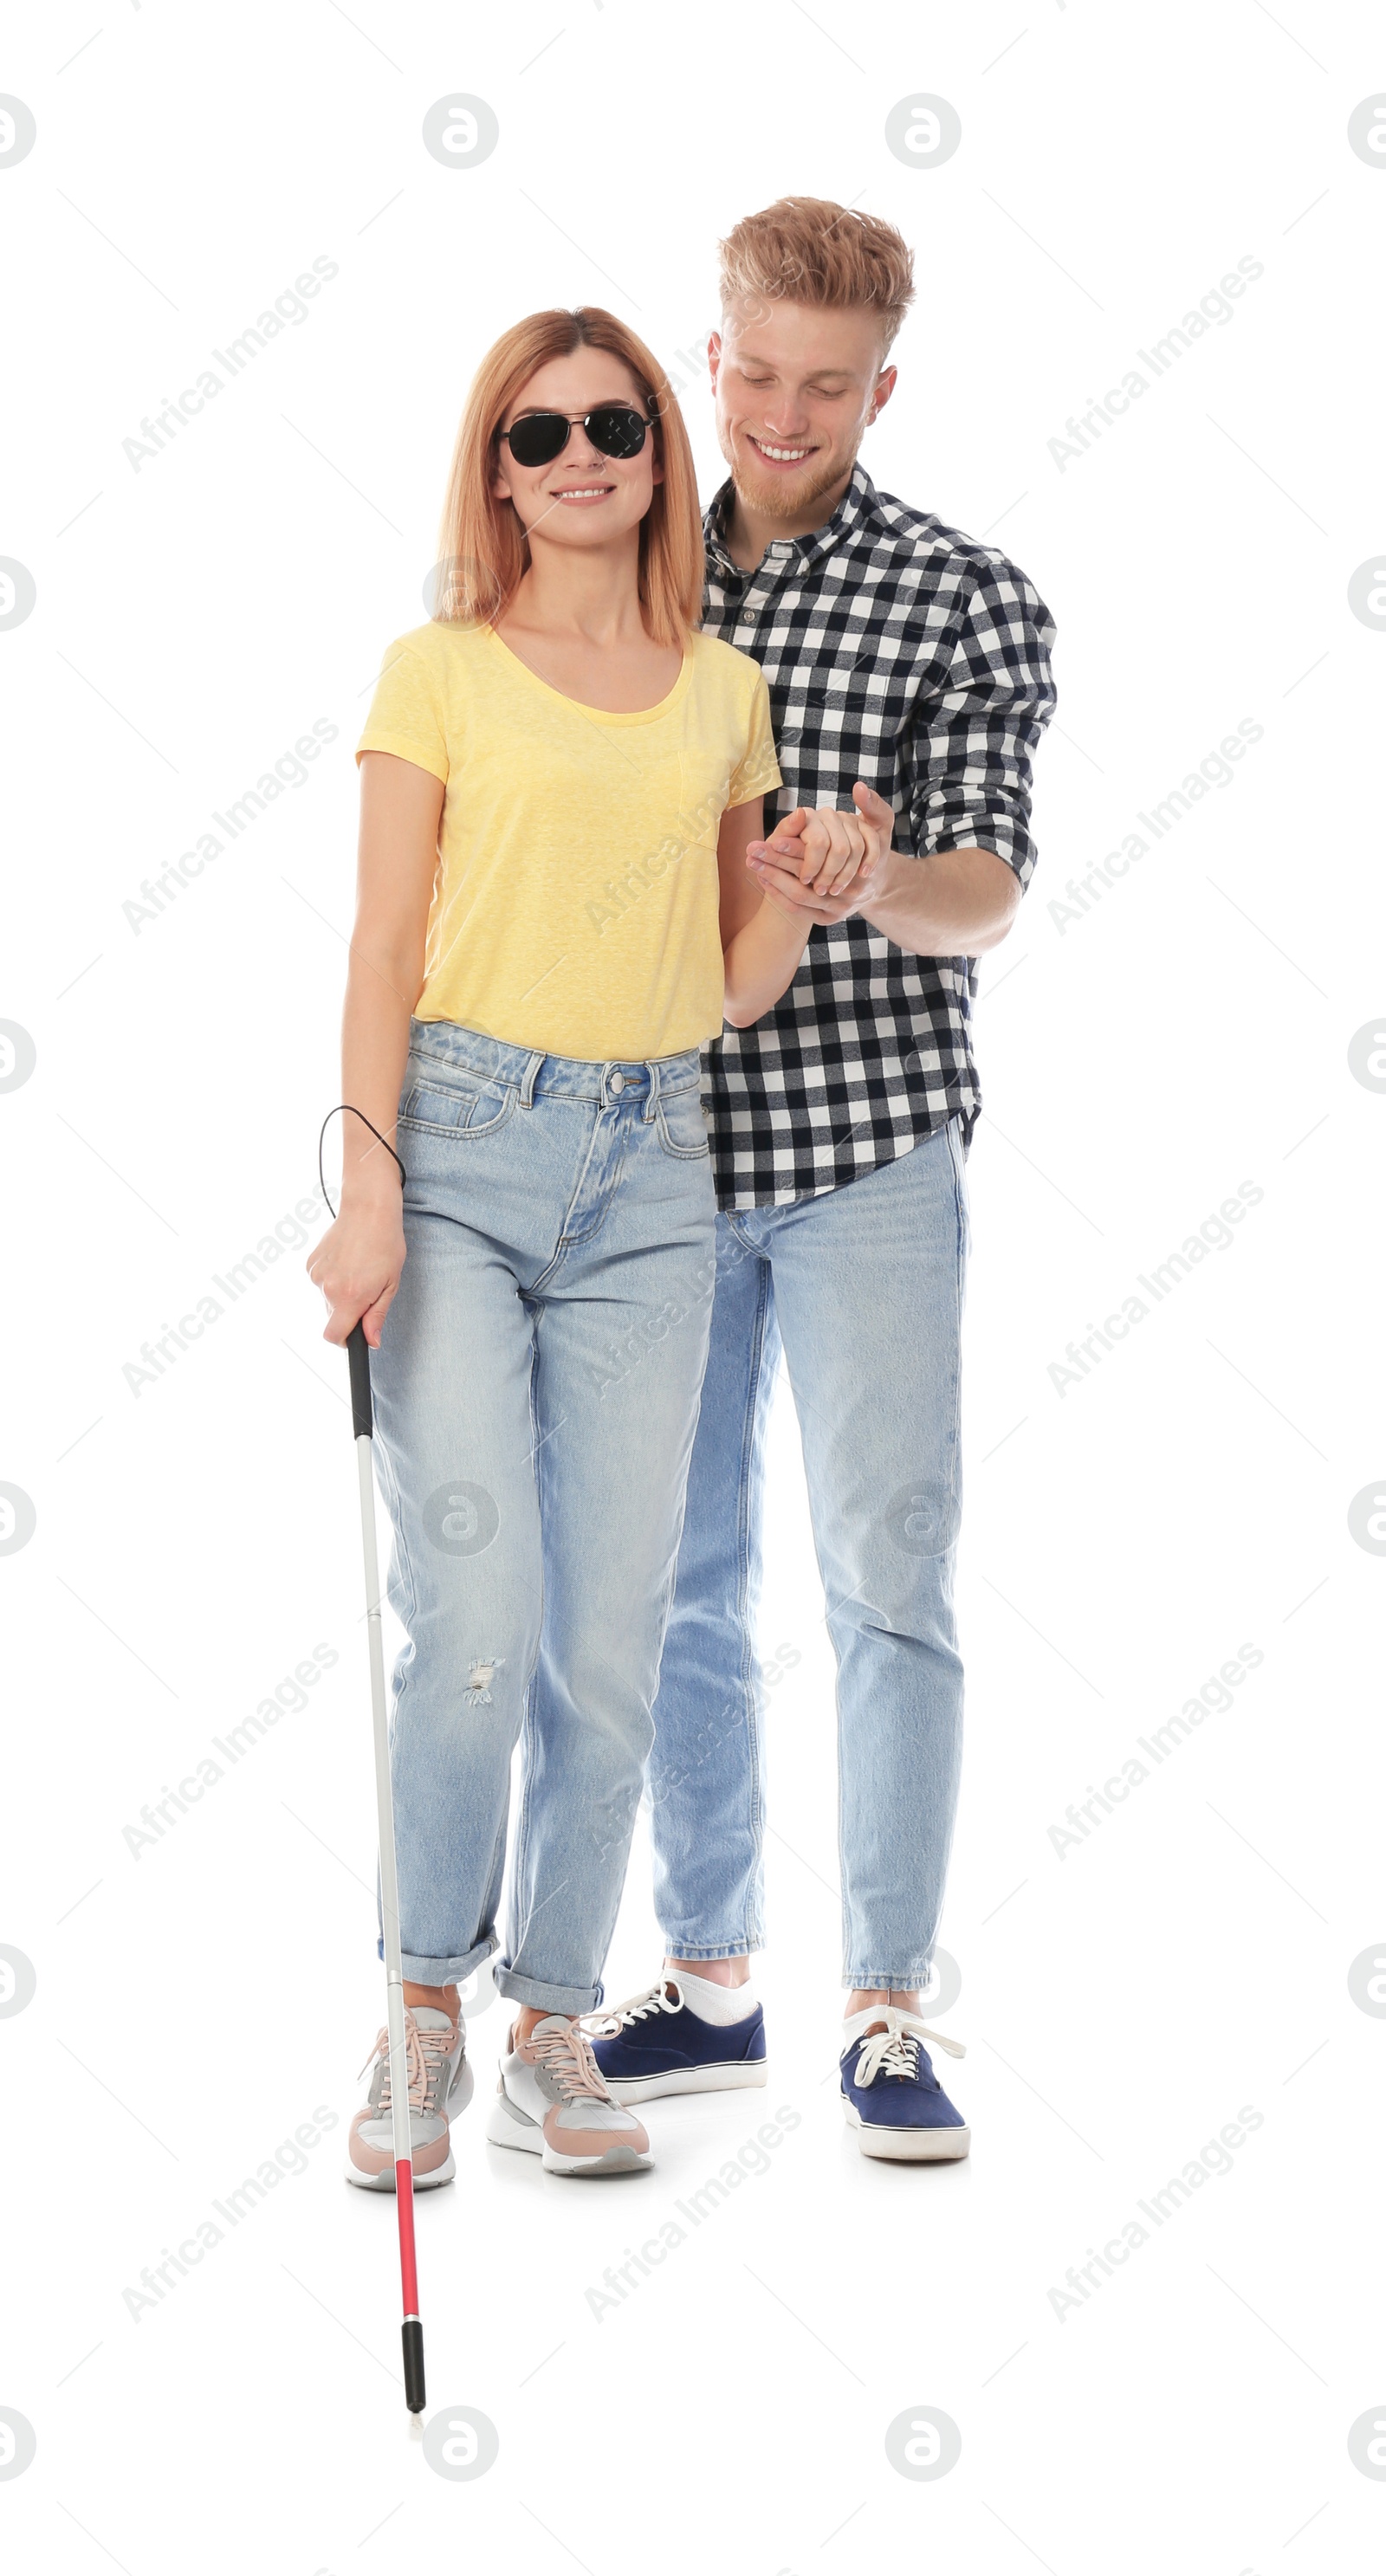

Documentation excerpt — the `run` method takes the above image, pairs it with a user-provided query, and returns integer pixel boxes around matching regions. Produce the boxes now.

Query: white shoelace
[582,1978,683,2038]
[850,2007,966,2087]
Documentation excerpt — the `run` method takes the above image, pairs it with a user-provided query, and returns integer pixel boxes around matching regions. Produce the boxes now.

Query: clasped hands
[747,781,896,924]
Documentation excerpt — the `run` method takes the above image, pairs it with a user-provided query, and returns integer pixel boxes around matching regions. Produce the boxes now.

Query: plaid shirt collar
[703,459,881,579]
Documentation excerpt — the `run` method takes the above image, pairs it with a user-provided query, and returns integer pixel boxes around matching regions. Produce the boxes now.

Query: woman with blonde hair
[308,305,871,2184]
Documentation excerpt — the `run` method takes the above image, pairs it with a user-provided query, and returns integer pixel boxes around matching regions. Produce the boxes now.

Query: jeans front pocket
[398,1069,518,1139]
[655,1086,711,1160]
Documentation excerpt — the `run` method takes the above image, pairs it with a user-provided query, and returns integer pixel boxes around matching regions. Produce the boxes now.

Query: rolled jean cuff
[659,1938,760,1961]
[843,1966,936,1990]
[494,1966,604,2015]
[391,1934,495,1986]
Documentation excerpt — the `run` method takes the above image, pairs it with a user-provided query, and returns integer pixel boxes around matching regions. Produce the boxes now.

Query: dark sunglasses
[497,404,655,469]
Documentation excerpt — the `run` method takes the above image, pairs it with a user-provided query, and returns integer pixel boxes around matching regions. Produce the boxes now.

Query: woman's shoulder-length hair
[433,305,703,649]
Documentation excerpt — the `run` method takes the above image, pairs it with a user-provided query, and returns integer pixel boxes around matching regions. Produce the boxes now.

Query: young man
[590,198,1056,2160]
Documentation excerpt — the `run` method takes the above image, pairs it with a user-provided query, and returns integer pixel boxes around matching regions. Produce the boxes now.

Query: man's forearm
[855,843,1020,958]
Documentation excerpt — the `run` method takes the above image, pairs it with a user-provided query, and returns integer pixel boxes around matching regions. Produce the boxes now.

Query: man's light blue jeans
[369,1019,716,2014]
[648,1118,970,1990]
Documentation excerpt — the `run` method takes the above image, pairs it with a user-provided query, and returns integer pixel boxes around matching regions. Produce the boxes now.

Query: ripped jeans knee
[463,1654,505,1708]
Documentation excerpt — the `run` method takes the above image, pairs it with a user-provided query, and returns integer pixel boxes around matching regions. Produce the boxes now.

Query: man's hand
[746,781,896,923]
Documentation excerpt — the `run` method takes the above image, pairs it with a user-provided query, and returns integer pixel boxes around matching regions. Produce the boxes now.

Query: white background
[3,3,1384,2569]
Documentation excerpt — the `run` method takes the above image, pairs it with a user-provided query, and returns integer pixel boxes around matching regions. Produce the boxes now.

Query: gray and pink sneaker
[346,2005,472,2191]
[486,2015,652,2176]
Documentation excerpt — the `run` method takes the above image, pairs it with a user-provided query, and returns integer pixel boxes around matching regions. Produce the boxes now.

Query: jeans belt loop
[644,1055,662,1123]
[519,1050,544,1110]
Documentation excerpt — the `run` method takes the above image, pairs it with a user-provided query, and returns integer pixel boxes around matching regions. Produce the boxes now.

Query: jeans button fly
[609,1071,625,1096]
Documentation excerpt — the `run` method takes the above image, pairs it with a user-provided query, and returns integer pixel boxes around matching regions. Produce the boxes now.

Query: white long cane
[346,1321,425,2415]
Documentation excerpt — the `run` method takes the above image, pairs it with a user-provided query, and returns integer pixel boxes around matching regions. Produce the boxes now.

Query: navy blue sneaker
[840,2008,969,2161]
[585,1977,768,2103]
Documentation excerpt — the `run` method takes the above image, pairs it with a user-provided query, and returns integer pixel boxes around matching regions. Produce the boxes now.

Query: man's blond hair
[718,197,916,353]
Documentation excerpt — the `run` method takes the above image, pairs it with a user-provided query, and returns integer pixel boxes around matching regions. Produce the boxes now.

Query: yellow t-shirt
[355,621,781,1061]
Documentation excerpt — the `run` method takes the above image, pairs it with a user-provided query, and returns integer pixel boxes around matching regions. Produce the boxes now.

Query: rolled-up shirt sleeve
[902,556,1057,889]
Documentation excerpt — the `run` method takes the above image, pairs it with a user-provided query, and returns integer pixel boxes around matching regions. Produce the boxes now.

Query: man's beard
[727,437,851,521]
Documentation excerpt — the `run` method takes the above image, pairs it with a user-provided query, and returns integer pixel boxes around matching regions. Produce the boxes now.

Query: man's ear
[708,329,723,389]
[865,364,898,428]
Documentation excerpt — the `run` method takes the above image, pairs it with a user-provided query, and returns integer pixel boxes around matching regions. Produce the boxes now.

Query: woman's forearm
[335,749,441,1207]
[722,895,813,1028]
[309,750,438,1343]
[339,948,422,1205]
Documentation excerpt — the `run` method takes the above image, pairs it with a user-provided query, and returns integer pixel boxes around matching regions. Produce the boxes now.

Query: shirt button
[609,1071,625,1096]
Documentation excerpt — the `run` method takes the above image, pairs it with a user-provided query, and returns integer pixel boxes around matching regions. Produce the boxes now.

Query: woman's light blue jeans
[647,1118,970,1990]
[368,1019,716,2014]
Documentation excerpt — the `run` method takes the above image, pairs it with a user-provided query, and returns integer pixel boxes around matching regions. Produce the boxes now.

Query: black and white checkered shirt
[701,463,1057,1208]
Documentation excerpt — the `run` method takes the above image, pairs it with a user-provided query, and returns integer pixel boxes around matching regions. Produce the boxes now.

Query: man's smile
[744,432,818,469]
